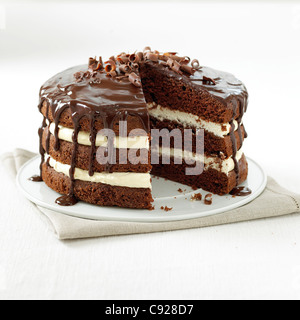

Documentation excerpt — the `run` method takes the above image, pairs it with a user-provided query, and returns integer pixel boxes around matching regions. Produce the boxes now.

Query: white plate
[17,156,267,223]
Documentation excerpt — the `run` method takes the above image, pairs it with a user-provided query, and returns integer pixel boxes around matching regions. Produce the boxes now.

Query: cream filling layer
[46,155,152,189]
[49,123,150,149]
[147,102,239,138]
[158,147,243,175]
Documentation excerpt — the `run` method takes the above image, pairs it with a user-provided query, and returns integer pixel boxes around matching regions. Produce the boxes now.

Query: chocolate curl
[180,64,195,75]
[191,59,200,70]
[83,71,92,79]
[204,194,213,205]
[167,58,175,69]
[95,62,103,71]
[128,72,142,87]
[91,56,103,71]
[131,63,139,70]
[74,71,83,83]
[164,52,177,56]
[119,64,131,74]
[105,59,116,73]
[143,46,151,53]
[88,57,99,71]
[92,56,103,71]
[203,76,216,85]
[180,56,191,65]
[171,60,182,74]
[129,53,136,62]
[158,54,168,62]
[164,52,182,62]
[109,56,116,63]
[117,55,129,64]
[116,75,128,81]
[135,52,144,63]
[107,71,118,77]
[145,52,159,62]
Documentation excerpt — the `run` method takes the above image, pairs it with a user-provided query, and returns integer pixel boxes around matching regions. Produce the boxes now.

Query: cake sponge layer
[42,162,154,209]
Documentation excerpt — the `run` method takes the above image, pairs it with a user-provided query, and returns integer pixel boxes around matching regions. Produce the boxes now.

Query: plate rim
[16,155,267,223]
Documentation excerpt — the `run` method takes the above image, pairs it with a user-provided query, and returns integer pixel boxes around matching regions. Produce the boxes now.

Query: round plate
[17,156,267,223]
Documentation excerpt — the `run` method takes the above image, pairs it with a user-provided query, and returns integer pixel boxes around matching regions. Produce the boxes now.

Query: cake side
[42,163,153,209]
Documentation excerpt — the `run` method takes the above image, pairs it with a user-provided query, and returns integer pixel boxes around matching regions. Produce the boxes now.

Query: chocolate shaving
[191,59,200,69]
[204,194,213,205]
[171,60,182,74]
[83,71,92,79]
[88,57,98,70]
[117,55,129,64]
[180,64,195,75]
[129,53,136,62]
[180,56,191,65]
[203,76,216,85]
[168,55,183,62]
[131,63,139,70]
[135,52,144,63]
[160,206,173,212]
[76,47,203,88]
[191,193,202,201]
[115,75,128,81]
[164,52,177,57]
[119,64,131,74]
[107,71,117,77]
[74,72,83,82]
[109,56,116,63]
[128,72,142,87]
[105,60,116,73]
[158,54,168,62]
[167,58,175,68]
[145,52,159,62]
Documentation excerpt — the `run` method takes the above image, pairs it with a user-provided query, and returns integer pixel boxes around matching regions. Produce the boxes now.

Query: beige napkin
[1,148,300,240]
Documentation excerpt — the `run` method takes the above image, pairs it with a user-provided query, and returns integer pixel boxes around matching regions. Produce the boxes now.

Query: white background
[1,0,300,300]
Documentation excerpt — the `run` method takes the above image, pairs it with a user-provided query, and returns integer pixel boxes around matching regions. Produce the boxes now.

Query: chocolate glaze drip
[55,194,78,206]
[230,186,252,196]
[37,64,149,205]
[29,175,43,182]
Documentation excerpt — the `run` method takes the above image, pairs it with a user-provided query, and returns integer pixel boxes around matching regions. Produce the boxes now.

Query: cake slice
[139,51,248,195]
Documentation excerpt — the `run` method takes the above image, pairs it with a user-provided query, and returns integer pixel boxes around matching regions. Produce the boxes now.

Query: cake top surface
[39,48,248,131]
[40,64,147,113]
[140,59,248,108]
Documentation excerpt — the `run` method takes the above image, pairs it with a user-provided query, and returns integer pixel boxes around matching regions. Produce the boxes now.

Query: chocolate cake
[35,48,249,209]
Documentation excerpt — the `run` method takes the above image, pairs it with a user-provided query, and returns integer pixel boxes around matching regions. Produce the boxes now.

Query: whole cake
[36,48,249,209]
